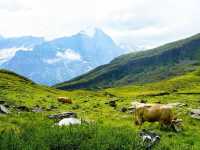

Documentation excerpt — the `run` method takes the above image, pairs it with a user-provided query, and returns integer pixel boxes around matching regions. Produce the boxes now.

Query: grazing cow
[134,104,175,127]
[58,97,72,104]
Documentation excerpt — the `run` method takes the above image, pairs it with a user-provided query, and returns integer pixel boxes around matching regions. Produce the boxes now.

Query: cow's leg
[160,121,168,130]
[134,111,140,125]
[135,116,143,127]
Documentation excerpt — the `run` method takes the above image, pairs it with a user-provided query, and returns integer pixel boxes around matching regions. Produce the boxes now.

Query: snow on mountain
[0,36,44,64]
[79,27,97,38]
[0,47,32,65]
[44,48,82,64]
[0,29,128,85]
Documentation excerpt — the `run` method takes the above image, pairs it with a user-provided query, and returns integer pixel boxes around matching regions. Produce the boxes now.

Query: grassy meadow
[1,69,200,149]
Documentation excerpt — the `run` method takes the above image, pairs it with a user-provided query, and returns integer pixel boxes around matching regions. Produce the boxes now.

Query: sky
[0,0,200,49]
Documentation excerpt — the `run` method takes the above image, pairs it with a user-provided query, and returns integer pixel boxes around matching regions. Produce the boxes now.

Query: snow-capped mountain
[0,36,44,64]
[0,28,127,85]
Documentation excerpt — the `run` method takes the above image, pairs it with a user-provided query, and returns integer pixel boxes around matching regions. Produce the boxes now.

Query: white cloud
[0,47,32,64]
[0,0,23,12]
[0,0,200,48]
[57,49,81,61]
[44,49,81,64]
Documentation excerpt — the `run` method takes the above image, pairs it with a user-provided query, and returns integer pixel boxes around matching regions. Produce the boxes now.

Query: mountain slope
[106,68,200,99]
[0,69,68,108]
[55,33,200,90]
[0,36,44,64]
[1,28,126,85]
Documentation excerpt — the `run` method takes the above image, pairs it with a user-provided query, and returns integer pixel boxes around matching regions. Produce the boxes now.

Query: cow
[57,97,72,104]
[134,104,177,127]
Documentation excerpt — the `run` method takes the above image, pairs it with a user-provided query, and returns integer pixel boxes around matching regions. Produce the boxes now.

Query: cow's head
[171,119,183,132]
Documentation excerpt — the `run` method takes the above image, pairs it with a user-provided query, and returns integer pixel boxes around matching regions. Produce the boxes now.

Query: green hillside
[107,68,200,104]
[0,69,66,108]
[54,33,200,90]
[1,69,200,149]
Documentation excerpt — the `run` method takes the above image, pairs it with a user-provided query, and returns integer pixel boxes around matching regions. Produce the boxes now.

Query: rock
[191,109,200,114]
[17,106,30,112]
[32,107,43,112]
[0,100,5,104]
[108,100,116,107]
[58,118,81,126]
[120,107,127,112]
[4,104,10,108]
[190,109,200,119]
[48,112,77,119]
[139,130,160,150]
[103,91,116,98]
[191,114,200,120]
[0,105,9,114]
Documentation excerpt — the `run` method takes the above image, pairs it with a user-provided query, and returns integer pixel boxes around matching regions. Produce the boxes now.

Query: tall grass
[0,120,143,150]
[0,114,199,150]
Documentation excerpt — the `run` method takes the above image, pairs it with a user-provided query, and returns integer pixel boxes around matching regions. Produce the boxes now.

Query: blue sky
[0,0,200,49]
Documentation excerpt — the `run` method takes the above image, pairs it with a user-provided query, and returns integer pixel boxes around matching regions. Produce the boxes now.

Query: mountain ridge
[0,28,127,85]
[54,33,200,90]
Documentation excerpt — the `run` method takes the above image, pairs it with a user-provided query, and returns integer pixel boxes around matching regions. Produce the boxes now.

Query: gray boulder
[120,107,128,112]
[17,106,30,112]
[108,100,117,107]
[58,118,81,126]
[0,100,5,104]
[190,109,200,119]
[0,105,9,114]
[48,112,77,119]
[32,107,43,113]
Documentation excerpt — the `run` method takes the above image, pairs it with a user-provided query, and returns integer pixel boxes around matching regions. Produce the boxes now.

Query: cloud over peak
[44,49,81,64]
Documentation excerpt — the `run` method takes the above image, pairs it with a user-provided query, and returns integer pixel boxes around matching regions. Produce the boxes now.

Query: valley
[1,33,200,149]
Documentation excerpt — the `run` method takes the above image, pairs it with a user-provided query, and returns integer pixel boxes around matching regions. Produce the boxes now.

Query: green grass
[1,69,200,149]
[0,69,66,108]
[1,113,199,150]
[0,113,141,150]
[106,68,200,98]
